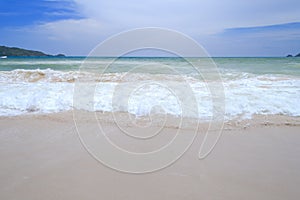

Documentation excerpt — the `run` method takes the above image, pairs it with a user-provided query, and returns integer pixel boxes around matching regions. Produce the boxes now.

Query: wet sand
[0,112,300,199]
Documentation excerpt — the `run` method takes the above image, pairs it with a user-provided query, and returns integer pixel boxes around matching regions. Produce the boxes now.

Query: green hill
[0,46,65,57]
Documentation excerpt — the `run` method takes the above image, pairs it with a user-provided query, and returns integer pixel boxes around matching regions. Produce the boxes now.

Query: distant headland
[0,46,65,57]
[286,53,300,57]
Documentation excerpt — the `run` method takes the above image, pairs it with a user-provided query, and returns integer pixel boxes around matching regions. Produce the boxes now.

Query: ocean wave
[0,69,299,119]
[0,69,202,83]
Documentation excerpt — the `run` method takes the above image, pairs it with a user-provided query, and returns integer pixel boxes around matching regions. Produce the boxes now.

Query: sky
[0,0,300,56]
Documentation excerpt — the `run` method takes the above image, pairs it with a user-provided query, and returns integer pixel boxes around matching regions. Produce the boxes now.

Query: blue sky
[1,0,300,56]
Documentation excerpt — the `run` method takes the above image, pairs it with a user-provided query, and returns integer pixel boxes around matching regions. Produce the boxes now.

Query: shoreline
[1,110,299,129]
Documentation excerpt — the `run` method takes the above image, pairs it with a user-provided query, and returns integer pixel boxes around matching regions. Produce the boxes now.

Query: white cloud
[27,0,300,41]
[34,18,105,40]
[13,18,109,55]
[73,0,300,33]
[5,0,300,56]
[32,0,300,45]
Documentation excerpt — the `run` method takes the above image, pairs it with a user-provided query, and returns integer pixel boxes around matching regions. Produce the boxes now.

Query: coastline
[1,112,300,199]
[1,111,299,129]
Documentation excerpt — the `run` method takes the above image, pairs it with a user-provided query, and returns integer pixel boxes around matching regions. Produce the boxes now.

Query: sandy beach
[1,112,299,200]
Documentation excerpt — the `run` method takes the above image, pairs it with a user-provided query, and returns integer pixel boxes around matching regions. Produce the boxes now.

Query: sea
[0,57,299,120]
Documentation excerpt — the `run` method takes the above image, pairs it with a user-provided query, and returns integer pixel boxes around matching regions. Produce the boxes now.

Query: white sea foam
[0,69,299,120]
[0,59,157,66]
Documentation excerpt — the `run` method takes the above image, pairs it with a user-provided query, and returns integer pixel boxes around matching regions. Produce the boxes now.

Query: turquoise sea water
[1,57,300,76]
[0,57,299,118]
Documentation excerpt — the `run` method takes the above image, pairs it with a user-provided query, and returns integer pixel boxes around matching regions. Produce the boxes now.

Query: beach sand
[0,112,300,199]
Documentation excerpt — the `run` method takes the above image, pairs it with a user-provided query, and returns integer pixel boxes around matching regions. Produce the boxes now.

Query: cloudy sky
[1,0,300,56]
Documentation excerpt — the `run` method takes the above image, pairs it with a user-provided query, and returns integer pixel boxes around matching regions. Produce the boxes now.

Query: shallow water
[0,57,299,119]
